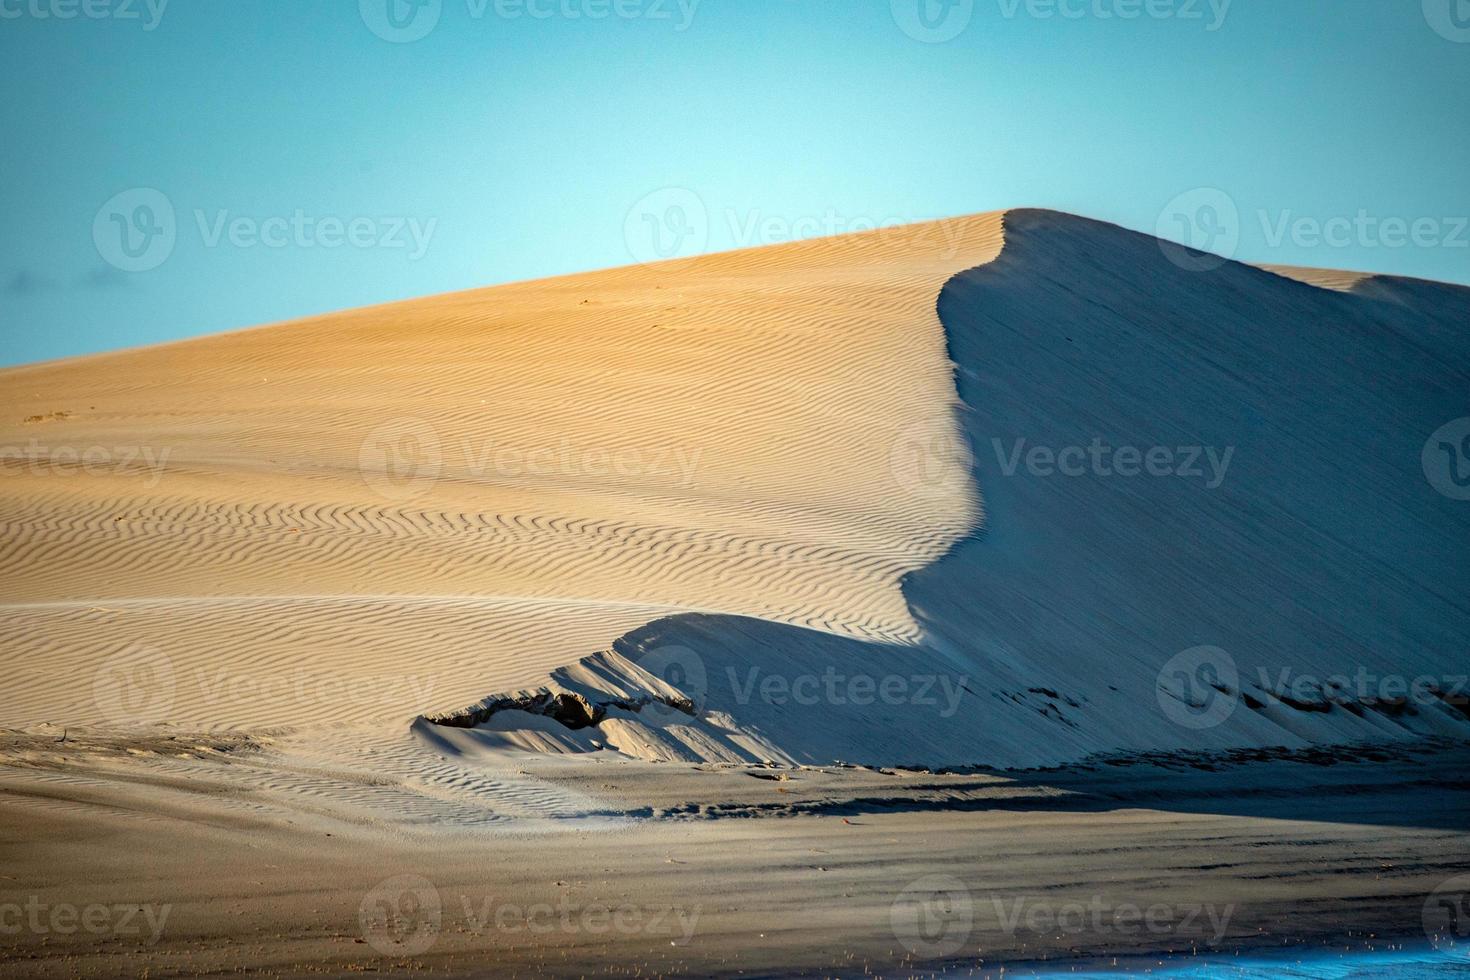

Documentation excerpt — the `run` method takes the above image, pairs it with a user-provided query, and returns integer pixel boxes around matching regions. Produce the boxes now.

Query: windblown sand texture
[0,215,1003,732]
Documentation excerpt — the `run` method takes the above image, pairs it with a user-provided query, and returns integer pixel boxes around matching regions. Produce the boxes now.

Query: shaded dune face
[920,209,1470,762]
[457,210,1470,769]
[0,216,1002,730]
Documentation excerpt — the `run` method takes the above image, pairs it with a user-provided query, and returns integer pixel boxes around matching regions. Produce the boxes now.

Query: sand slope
[2,208,1466,770]
[448,211,1470,768]
[3,208,1468,980]
[0,216,1002,731]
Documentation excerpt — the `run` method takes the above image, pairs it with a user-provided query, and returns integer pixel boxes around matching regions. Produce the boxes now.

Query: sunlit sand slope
[464,210,1470,768]
[1263,265,1374,292]
[0,215,1004,730]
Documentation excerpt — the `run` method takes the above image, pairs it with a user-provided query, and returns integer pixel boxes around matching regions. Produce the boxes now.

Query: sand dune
[2,208,1466,771]
[433,211,1470,768]
[0,215,1002,732]
[4,207,1469,978]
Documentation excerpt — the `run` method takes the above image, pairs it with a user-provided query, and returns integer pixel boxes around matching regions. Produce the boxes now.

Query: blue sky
[1,0,1467,367]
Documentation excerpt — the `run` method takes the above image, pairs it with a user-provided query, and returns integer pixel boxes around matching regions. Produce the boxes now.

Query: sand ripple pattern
[0,215,1006,732]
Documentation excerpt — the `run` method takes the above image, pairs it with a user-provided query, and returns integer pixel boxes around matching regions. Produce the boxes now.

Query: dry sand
[2,731,1467,978]
[2,209,1468,977]
[0,215,1002,733]
[419,211,1470,770]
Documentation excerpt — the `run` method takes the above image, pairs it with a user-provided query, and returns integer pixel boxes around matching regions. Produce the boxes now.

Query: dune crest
[1263,264,1375,292]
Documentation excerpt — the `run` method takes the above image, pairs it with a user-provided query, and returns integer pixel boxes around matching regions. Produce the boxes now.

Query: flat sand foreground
[1,734,1467,978]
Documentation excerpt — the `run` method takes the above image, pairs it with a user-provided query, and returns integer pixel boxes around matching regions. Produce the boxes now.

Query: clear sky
[1,0,1467,367]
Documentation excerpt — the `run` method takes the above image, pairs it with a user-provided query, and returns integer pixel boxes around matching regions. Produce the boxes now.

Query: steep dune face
[0,216,1003,730]
[919,209,1470,761]
[456,210,1470,768]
